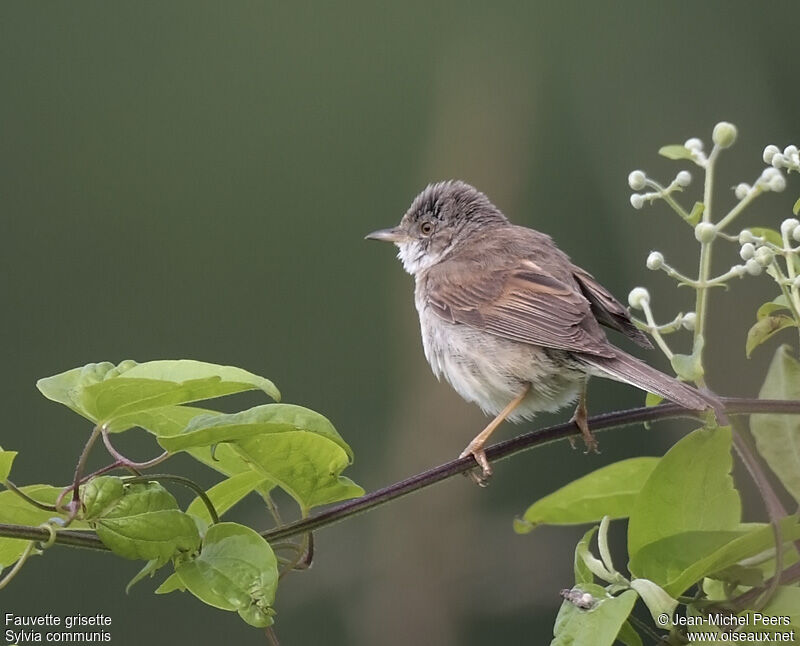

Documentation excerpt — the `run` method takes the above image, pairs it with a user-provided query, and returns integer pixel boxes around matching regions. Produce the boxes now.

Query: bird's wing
[425,258,616,358]
[570,264,653,349]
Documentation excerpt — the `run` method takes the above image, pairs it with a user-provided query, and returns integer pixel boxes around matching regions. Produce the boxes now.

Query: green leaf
[628,426,740,559]
[751,345,800,503]
[687,202,705,226]
[155,572,186,594]
[794,197,800,216]
[645,392,664,408]
[658,145,694,161]
[0,448,18,481]
[573,527,597,585]
[37,360,279,426]
[112,406,253,478]
[552,585,637,646]
[757,295,790,320]
[176,522,278,628]
[746,316,797,358]
[616,621,642,646]
[186,471,269,524]
[669,335,705,381]
[0,485,88,566]
[575,526,616,583]
[514,458,659,533]
[629,517,800,597]
[125,557,169,593]
[84,477,200,561]
[159,404,363,512]
[749,227,783,247]
[159,404,352,459]
[629,578,677,626]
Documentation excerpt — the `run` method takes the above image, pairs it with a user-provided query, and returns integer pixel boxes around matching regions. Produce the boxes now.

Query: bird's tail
[581,348,722,414]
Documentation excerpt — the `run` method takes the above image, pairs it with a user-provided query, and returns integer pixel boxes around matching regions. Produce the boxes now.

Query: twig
[1,398,799,552]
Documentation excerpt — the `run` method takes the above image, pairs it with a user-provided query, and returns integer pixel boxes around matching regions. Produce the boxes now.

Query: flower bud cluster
[764,144,800,174]
[628,169,692,210]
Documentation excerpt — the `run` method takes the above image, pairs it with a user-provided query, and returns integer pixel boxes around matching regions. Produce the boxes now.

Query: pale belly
[416,303,586,422]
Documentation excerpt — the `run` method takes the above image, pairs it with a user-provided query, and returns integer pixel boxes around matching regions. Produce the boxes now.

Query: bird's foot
[459,443,492,487]
[569,407,600,454]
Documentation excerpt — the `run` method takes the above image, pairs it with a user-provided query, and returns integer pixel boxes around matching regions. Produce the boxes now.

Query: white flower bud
[684,137,704,152]
[793,225,800,242]
[734,183,751,200]
[761,167,781,181]
[768,174,787,192]
[628,287,650,310]
[745,258,763,276]
[784,145,798,158]
[628,170,647,190]
[739,229,755,244]
[675,170,692,187]
[694,222,717,243]
[781,218,799,236]
[772,154,786,169]
[755,246,774,266]
[731,264,747,278]
[646,251,664,270]
[739,243,755,260]
[712,122,737,148]
[630,193,645,210]
[681,312,696,331]
[763,145,781,164]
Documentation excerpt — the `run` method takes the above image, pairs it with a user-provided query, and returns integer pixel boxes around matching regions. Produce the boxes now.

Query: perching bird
[366,180,716,484]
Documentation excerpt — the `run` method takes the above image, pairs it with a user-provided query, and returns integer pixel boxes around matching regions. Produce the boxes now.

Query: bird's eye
[420,221,434,236]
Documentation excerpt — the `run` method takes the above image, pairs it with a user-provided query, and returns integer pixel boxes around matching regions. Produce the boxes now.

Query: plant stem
[68,425,103,515]
[694,146,719,386]
[3,480,59,512]
[101,427,169,470]
[3,398,800,552]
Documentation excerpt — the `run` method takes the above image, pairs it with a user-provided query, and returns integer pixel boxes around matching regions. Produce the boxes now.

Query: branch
[1,398,799,552]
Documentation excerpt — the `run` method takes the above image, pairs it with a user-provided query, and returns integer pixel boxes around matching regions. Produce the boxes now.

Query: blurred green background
[2,2,799,644]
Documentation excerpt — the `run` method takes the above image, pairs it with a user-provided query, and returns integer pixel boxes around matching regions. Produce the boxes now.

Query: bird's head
[365,180,508,274]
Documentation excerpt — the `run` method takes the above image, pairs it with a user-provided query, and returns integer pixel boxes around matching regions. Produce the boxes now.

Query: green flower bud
[628,170,646,191]
[763,145,780,164]
[646,251,664,270]
[630,194,645,210]
[745,258,762,276]
[712,122,737,148]
[627,287,650,310]
[755,246,774,266]
[738,229,755,244]
[739,243,755,260]
[694,222,717,243]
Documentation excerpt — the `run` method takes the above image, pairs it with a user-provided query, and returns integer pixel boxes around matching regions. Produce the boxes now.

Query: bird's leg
[460,383,532,486]
[568,379,599,453]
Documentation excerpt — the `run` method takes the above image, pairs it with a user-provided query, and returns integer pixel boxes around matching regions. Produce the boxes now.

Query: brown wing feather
[426,259,615,358]
[570,265,653,349]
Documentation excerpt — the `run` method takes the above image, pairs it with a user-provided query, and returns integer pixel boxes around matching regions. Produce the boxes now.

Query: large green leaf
[186,471,269,524]
[751,345,800,503]
[158,404,363,512]
[551,585,637,646]
[37,360,279,426]
[0,448,18,481]
[514,458,658,533]
[158,403,352,458]
[111,405,254,478]
[628,426,740,559]
[0,485,88,566]
[176,522,278,628]
[629,517,800,597]
[573,527,597,585]
[84,476,200,561]
[746,316,797,357]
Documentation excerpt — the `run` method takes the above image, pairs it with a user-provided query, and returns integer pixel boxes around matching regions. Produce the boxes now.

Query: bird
[366,180,717,484]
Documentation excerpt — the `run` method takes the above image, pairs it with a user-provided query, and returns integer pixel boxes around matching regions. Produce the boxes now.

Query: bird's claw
[459,445,492,487]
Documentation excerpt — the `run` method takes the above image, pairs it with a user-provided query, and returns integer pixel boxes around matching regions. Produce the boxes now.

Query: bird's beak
[364,226,408,243]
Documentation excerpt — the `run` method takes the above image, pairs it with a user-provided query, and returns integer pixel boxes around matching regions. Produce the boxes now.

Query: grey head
[366,180,509,274]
